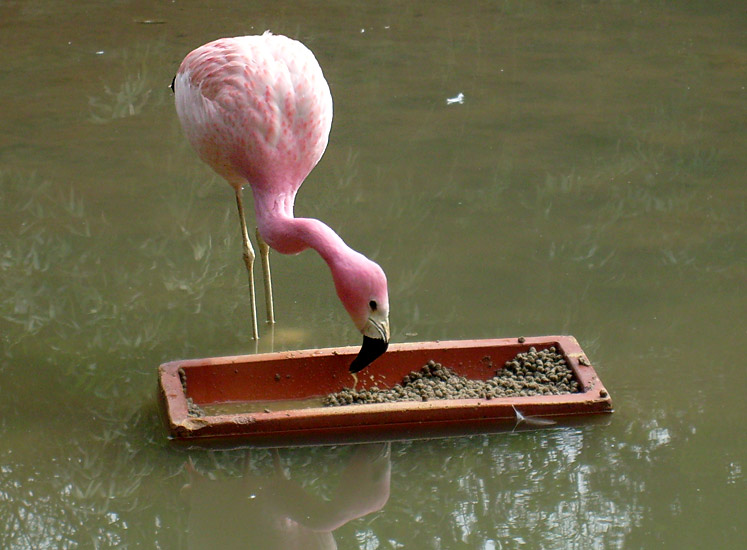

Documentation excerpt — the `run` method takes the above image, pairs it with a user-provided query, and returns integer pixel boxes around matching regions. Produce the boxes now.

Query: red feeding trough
[158,336,612,445]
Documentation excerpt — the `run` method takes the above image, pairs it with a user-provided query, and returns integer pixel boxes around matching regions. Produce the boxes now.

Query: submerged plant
[88,74,152,122]
[87,42,169,124]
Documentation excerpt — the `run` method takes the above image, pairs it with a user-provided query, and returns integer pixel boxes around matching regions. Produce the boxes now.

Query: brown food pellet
[323,346,581,406]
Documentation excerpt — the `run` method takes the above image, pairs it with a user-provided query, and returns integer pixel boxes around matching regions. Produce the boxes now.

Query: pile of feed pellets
[323,346,580,406]
[178,367,206,417]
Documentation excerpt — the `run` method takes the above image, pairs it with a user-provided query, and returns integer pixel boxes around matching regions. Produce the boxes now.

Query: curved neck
[251,188,354,267]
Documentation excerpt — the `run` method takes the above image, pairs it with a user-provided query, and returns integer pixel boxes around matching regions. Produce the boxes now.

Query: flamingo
[172,32,389,372]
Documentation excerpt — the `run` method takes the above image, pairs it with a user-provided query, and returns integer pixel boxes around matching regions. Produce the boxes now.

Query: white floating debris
[446,92,464,105]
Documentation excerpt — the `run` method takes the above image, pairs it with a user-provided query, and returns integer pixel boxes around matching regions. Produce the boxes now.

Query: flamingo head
[332,255,390,373]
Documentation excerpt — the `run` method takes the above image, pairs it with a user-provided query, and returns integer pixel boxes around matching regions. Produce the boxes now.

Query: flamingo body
[175,34,332,203]
[173,33,389,371]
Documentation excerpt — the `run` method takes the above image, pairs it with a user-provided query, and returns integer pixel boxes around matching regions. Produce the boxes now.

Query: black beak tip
[349,336,389,373]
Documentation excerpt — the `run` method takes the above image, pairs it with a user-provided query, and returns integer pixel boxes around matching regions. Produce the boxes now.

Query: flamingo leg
[256,227,275,324]
[234,187,259,340]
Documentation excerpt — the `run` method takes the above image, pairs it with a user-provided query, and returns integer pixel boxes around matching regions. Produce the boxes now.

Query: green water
[1,0,744,548]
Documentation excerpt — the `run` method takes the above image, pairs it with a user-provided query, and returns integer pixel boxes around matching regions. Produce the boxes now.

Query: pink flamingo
[173,32,389,372]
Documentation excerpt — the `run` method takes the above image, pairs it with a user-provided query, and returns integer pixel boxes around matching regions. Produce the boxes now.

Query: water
[1,0,744,547]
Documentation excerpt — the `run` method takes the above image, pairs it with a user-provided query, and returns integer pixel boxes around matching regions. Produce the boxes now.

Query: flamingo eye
[369,300,377,311]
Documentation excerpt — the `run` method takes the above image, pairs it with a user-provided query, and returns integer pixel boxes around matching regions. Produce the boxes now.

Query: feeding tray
[158,336,612,445]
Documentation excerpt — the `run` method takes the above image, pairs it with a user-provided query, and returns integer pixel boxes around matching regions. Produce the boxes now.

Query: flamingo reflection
[183,443,391,549]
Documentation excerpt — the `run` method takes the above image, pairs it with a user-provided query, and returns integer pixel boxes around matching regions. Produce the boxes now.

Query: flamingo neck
[249,185,384,331]
[251,188,354,267]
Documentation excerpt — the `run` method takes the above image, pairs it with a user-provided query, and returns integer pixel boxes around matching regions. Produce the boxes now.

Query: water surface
[1,0,744,548]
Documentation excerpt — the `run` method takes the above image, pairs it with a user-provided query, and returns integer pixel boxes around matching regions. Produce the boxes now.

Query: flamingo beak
[350,317,389,373]
[350,335,389,373]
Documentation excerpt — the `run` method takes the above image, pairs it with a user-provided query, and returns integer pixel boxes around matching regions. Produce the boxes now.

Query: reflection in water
[183,444,391,549]
[386,428,645,549]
